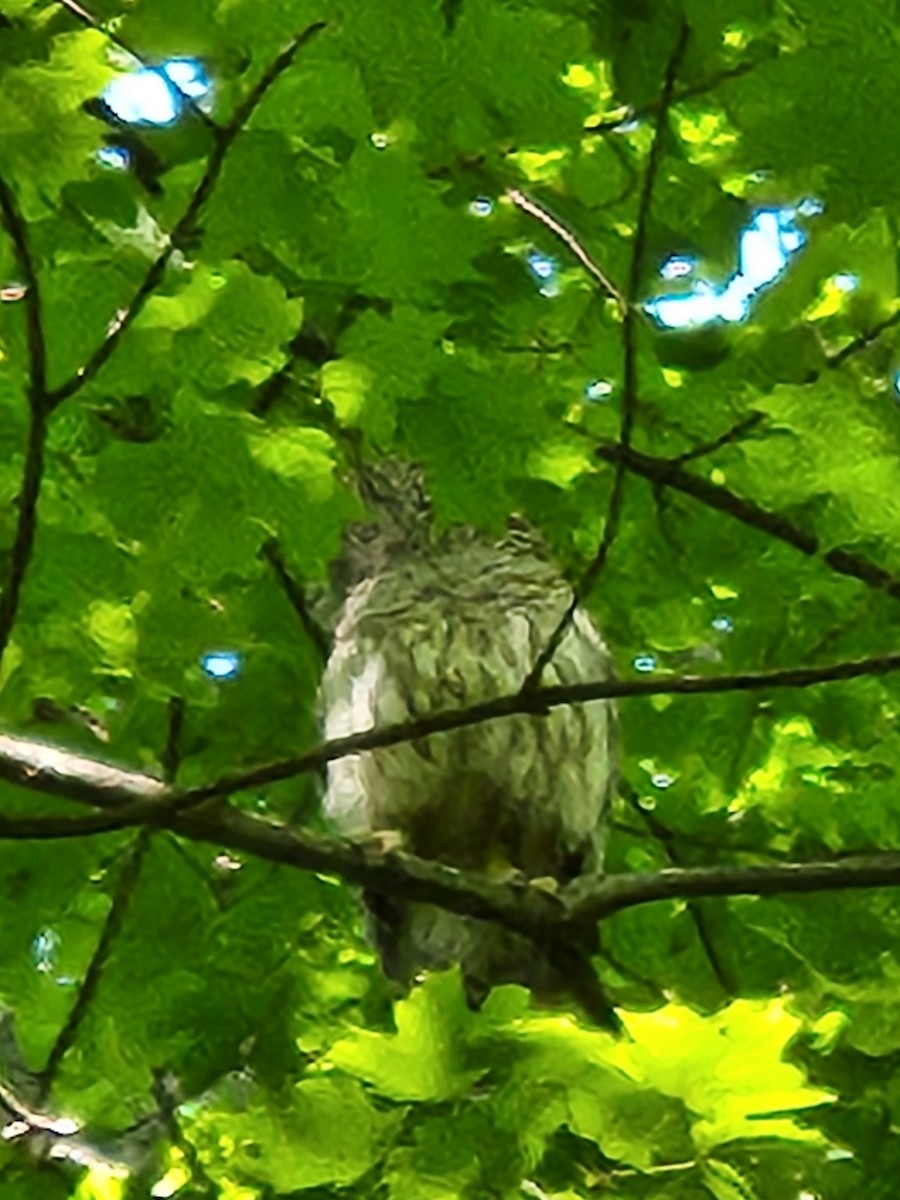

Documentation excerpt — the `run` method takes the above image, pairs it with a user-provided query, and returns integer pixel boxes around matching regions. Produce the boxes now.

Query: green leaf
[608,1000,835,1150]
[327,970,486,1101]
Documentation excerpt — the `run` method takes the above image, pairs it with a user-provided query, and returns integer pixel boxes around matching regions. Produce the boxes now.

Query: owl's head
[336,455,433,585]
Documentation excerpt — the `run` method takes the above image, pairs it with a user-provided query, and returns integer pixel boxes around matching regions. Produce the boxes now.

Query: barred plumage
[318,458,617,1005]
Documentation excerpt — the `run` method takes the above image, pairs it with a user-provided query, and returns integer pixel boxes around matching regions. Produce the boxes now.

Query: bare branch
[37,829,152,1101]
[523,20,690,689]
[5,737,900,963]
[0,175,46,399]
[262,538,331,665]
[0,734,166,809]
[506,188,625,310]
[161,696,186,784]
[0,407,48,664]
[823,310,900,371]
[583,57,760,136]
[180,807,564,935]
[0,178,53,664]
[0,810,136,839]
[594,438,900,601]
[180,645,900,806]
[8,630,900,826]
[620,781,736,996]
[568,853,900,925]
[669,412,766,466]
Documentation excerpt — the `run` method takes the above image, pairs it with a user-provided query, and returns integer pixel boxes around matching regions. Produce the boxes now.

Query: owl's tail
[363,888,621,1033]
[533,932,622,1033]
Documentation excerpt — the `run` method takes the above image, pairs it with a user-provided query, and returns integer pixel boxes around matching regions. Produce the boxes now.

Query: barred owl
[318,457,617,1011]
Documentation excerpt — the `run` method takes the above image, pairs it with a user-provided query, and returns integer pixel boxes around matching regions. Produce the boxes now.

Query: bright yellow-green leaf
[137,268,222,332]
[562,64,596,89]
[247,425,336,500]
[84,598,142,674]
[607,1000,835,1150]
[526,441,593,486]
[75,1163,128,1200]
[321,359,373,425]
[508,148,569,182]
[327,971,486,1101]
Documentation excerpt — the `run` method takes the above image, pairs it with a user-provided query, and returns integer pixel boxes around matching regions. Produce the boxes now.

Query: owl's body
[319,460,616,1003]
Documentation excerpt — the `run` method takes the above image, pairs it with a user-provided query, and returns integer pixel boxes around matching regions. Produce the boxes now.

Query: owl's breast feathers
[319,522,617,1000]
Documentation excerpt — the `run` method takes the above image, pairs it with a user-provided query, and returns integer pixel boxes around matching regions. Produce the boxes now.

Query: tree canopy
[0,0,898,1196]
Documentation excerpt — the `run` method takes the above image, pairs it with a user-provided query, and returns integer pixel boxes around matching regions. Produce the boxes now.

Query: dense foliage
[0,0,899,1196]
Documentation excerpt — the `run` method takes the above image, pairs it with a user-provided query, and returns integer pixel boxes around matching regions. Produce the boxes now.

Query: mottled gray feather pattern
[318,459,617,1002]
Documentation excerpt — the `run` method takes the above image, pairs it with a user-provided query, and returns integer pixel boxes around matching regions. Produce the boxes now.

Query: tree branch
[506,188,625,310]
[1,736,900,963]
[0,405,47,664]
[620,782,736,996]
[262,537,331,666]
[668,412,767,466]
[583,57,760,135]
[37,829,152,1102]
[6,617,900,831]
[0,173,52,666]
[567,853,900,925]
[522,20,690,690]
[0,174,46,399]
[823,310,900,371]
[594,439,900,601]
[0,810,138,839]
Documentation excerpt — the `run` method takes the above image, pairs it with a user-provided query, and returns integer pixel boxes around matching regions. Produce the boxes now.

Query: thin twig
[6,641,900,832]
[45,22,327,410]
[669,412,766,465]
[0,406,47,663]
[824,309,900,370]
[610,815,791,860]
[251,323,335,418]
[35,683,193,1104]
[500,340,574,355]
[506,188,626,310]
[33,691,190,1103]
[0,175,46,399]
[787,308,900,393]
[594,133,639,211]
[523,20,690,690]
[0,174,50,664]
[56,0,219,133]
[173,644,900,808]
[36,828,153,1102]
[151,1068,216,1195]
[620,781,735,996]
[161,696,186,784]
[6,620,900,836]
[583,57,759,135]
[262,538,331,665]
